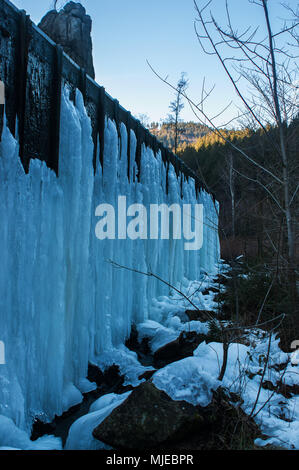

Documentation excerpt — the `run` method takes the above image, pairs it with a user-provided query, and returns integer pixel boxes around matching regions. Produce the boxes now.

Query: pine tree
[167,73,188,154]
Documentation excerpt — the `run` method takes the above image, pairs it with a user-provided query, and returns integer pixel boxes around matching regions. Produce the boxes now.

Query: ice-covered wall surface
[0,87,220,432]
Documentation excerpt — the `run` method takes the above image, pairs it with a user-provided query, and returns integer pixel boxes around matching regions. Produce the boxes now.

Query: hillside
[149,121,210,152]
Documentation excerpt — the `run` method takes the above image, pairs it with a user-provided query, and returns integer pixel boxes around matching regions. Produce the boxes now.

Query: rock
[138,370,156,381]
[87,363,133,394]
[262,379,299,399]
[214,274,231,286]
[38,2,95,79]
[269,361,289,372]
[92,381,204,449]
[31,419,56,441]
[160,388,262,450]
[278,381,299,397]
[93,384,262,450]
[262,380,276,392]
[125,324,153,366]
[202,287,219,296]
[229,392,244,404]
[153,331,206,368]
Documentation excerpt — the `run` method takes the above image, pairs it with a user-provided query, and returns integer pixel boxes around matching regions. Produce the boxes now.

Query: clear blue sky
[12,0,295,126]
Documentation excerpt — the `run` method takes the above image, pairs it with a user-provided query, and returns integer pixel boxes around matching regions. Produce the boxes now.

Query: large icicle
[0,86,220,434]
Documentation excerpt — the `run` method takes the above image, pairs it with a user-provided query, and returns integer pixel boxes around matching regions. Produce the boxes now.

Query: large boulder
[93,382,262,450]
[38,2,95,79]
[92,381,204,449]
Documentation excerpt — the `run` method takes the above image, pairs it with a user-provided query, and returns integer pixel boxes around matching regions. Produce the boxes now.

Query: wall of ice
[0,87,220,432]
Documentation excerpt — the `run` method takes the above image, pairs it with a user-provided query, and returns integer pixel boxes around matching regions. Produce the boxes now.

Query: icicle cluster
[0,88,219,431]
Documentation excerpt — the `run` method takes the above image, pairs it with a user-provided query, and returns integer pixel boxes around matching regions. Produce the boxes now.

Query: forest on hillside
[178,121,298,258]
[146,0,299,346]
[152,117,299,336]
[149,121,209,149]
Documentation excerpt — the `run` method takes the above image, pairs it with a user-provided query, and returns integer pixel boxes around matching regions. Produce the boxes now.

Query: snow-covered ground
[66,271,299,450]
[0,263,297,450]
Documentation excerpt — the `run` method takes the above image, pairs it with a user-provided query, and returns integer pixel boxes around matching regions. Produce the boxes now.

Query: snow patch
[65,391,131,450]
[94,345,154,387]
[0,415,62,450]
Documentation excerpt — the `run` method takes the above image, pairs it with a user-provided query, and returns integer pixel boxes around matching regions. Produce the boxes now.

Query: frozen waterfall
[0,87,220,433]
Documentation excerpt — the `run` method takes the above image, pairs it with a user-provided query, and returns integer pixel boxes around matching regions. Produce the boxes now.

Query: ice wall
[0,87,220,432]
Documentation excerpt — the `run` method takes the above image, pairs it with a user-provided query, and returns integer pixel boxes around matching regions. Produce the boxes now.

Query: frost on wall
[0,87,220,432]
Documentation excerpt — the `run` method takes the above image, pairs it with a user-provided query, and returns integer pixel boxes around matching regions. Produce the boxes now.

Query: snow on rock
[283,366,299,387]
[76,378,97,394]
[94,345,154,387]
[137,317,209,354]
[61,383,83,413]
[193,341,251,389]
[0,447,22,450]
[166,315,210,336]
[137,320,180,353]
[152,356,220,407]
[149,275,220,324]
[151,333,299,450]
[65,391,131,450]
[89,392,128,414]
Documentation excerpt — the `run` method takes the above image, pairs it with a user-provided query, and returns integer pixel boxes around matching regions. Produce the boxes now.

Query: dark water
[31,331,155,447]
[30,364,134,446]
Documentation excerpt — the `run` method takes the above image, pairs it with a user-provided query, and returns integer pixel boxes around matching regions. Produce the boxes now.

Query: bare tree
[192,0,298,296]
[135,113,150,128]
[149,0,298,297]
[167,72,189,154]
[224,151,236,239]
